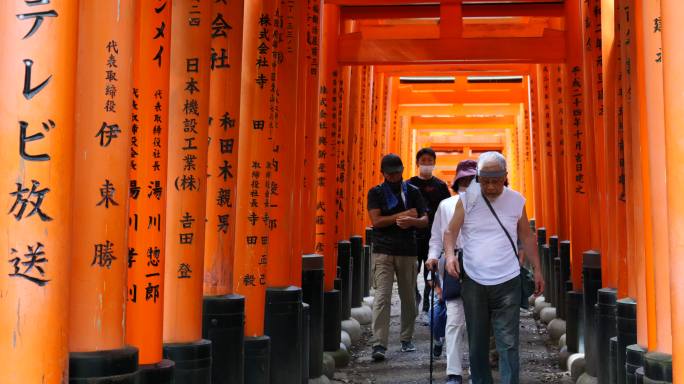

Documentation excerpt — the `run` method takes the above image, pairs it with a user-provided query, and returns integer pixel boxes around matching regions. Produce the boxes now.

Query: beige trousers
[371,253,418,348]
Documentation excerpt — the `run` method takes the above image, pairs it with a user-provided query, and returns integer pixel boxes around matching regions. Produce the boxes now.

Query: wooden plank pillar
[529,70,544,226]
[204,0,245,297]
[125,0,173,371]
[635,0,671,354]
[0,1,79,382]
[661,0,684,379]
[68,1,139,381]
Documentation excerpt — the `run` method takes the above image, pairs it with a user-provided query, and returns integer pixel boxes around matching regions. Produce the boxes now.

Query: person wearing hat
[408,148,452,313]
[424,159,477,384]
[436,152,544,384]
[367,153,428,361]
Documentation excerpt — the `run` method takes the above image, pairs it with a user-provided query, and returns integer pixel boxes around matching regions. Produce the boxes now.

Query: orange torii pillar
[261,1,309,382]
[0,2,78,383]
[661,0,684,380]
[537,64,558,237]
[346,66,362,239]
[528,71,544,229]
[634,0,673,372]
[551,64,569,241]
[319,2,346,356]
[68,2,138,383]
[516,103,532,219]
[125,0,175,381]
[202,1,246,383]
[388,77,401,156]
[521,81,535,221]
[161,1,213,383]
[612,0,629,301]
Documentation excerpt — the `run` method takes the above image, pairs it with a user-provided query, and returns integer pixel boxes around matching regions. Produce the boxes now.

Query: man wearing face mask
[367,153,428,361]
[409,148,452,313]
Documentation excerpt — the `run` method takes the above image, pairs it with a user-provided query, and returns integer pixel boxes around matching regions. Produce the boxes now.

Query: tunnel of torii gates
[1,0,684,383]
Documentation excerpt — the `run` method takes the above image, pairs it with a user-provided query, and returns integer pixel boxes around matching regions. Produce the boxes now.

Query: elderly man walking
[367,153,428,361]
[442,152,544,384]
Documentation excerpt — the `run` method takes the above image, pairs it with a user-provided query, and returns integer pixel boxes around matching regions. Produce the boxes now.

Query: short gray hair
[477,151,507,173]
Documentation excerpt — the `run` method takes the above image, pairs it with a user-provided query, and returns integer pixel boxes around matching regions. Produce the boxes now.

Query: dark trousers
[416,237,430,308]
[461,274,521,384]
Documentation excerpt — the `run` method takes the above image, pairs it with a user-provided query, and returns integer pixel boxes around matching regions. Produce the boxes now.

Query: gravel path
[332,279,573,384]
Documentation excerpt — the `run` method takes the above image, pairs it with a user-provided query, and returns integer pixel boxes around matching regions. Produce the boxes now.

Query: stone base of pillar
[534,301,552,320]
[244,336,270,384]
[626,344,648,383]
[559,334,567,349]
[340,330,352,349]
[69,346,140,384]
[643,352,673,383]
[137,359,175,384]
[341,318,362,344]
[202,294,245,384]
[351,305,372,325]
[264,286,304,384]
[363,296,374,308]
[558,346,570,371]
[163,339,212,384]
[323,290,342,352]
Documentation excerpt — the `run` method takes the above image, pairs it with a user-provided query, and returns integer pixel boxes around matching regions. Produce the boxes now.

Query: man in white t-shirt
[441,152,544,384]
[425,159,477,384]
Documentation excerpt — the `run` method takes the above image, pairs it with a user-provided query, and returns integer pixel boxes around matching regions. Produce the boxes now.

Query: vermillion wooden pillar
[70,0,134,356]
[635,0,670,353]
[564,0,594,288]
[623,0,651,348]
[233,0,273,336]
[661,0,684,379]
[537,64,557,235]
[600,0,620,290]
[613,1,630,299]
[585,0,608,256]
[618,0,638,301]
[318,3,341,291]
[266,0,304,287]
[551,65,569,240]
[346,66,362,240]
[516,104,530,213]
[0,2,78,383]
[163,0,212,348]
[126,0,172,367]
[582,0,603,252]
[529,71,544,226]
[388,78,401,156]
[204,0,244,297]
[295,0,323,256]
[522,85,535,220]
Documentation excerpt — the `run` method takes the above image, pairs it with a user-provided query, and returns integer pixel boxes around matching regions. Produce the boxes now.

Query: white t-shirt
[427,195,461,285]
[459,182,525,286]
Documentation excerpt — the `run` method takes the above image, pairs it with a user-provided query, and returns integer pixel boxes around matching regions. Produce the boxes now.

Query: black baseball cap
[380,153,404,174]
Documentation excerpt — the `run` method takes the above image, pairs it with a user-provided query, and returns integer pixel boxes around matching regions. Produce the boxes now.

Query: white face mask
[419,165,435,176]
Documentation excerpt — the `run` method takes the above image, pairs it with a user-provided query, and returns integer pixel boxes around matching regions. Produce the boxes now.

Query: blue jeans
[461,275,521,384]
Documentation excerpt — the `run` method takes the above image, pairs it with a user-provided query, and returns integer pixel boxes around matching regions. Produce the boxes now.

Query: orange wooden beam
[399,90,528,104]
[337,33,566,65]
[339,2,565,20]
[375,63,532,75]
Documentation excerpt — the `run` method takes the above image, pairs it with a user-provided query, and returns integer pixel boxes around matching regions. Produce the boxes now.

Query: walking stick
[429,269,435,383]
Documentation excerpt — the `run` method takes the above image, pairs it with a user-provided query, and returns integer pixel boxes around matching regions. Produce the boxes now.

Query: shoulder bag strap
[481,192,519,260]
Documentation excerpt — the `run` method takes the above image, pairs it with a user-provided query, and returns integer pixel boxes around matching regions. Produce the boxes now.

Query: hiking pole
[429,269,435,383]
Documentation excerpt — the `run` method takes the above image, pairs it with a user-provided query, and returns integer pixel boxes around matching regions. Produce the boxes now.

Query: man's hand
[395,216,414,229]
[425,258,438,272]
[445,254,460,278]
[533,270,545,297]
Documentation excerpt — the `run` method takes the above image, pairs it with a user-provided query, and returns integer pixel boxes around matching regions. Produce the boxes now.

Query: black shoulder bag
[481,193,536,309]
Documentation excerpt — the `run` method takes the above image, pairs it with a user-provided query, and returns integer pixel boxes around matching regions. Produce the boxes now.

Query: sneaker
[372,345,386,361]
[446,375,463,384]
[401,341,416,352]
[433,341,443,357]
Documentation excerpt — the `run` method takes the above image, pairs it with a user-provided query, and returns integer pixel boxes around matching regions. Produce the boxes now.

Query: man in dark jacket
[367,153,428,361]
[409,148,451,312]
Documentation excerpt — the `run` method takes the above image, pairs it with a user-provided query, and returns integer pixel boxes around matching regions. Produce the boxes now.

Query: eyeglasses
[479,176,506,185]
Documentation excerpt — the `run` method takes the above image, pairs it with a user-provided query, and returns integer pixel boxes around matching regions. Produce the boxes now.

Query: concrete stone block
[322,352,336,379]
[559,346,570,371]
[324,347,350,369]
[568,353,586,382]
[535,295,547,306]
[363,296,374,308]
[340,330,351,349]
[548,319,566,341]
[539,306,557,323]
[559,334,567,349]
[341,318,362,344]
[533,301,552,320]
[577,372,598,384]
[351,305,372,325]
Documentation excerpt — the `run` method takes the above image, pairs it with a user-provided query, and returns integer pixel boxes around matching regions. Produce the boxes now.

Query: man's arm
[425,201,447,271]
[443,200,464,277]
[368,208,417,228]
[517,205,545,296]
[397,187,429,229]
